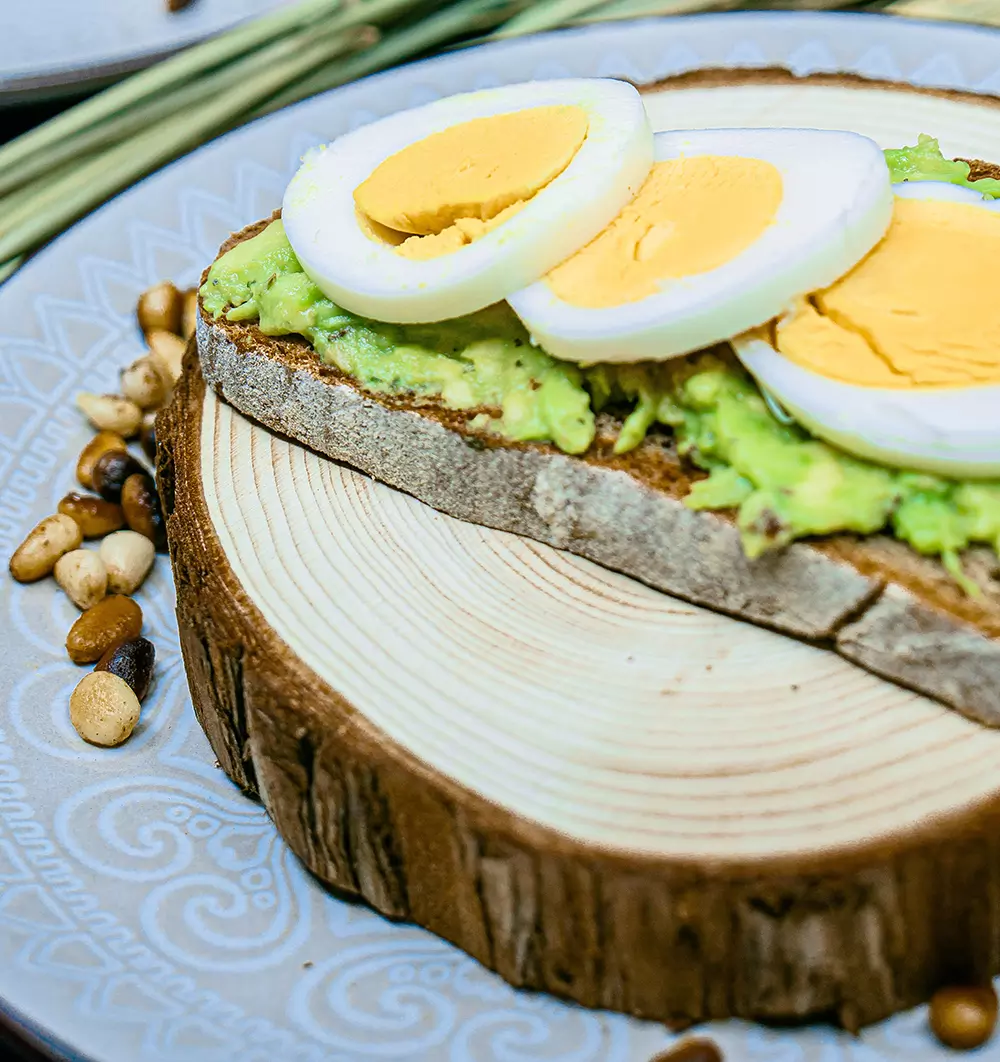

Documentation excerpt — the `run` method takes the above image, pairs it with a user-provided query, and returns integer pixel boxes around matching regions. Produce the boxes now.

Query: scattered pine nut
[70,671,140,747]
[95,637,155,702]
[140,412,158,463]
[76,431,128,490]
[54,550,108,610]
[146,330,186,385]
[9,514,83,583]
[66,594,142,664]
[121,473,167,550]
[120,355,168,410]
[930,985,998,1051]
[76,393,143,438]
[91,449,150,503]
[137,281,182,336]
[100,531,155,595]
[181,288,198,339]
[58,492,125,538]
[648,1041,723,1062]
[8,277,191,750]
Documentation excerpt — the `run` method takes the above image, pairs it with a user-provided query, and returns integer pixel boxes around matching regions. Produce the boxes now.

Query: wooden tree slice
[159,360,1000,1033]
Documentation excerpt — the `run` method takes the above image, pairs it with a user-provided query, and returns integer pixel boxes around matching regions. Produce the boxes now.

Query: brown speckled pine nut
[137,281,182,336]
[99,530,155,595]
[70,671,140,747]
[181,288,198,339]
[95,637,155,702]
[648,1040,723,1062]
[121,473,167,551]
[91,450,150,503]
[66,594,142,664]
[930,985,998,1051]
[76,431,128,490]
[146,330,186,385]
[76,393,143,438]
[58,492,125,539]
[54,550,108,611]
[9,514,83,583]
[120,355,168,410]
[140,412,157,463]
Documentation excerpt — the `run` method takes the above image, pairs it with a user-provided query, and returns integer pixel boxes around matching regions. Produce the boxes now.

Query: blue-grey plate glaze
[3,12,1000,1060]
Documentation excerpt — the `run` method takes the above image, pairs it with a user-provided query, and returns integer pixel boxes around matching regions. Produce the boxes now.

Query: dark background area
[0,1013,68,1062]
[2,95,87,144]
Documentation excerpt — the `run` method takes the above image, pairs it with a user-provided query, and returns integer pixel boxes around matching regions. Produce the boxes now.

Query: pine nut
[120,355,167,410]
[76,431,127,490]
[137,281,182,336]
[146,330,186,385]
[70,671,140,747]
[121,473,167,551]
[99,530,155,595]
[54,550,108,610]
[58,492,125,539]
[9,514,82,583]
[649,1040,723,1062]
[181,288,198,340]
[140,412,157,463]
[91,450,150,503]
[95,637,155,702]
[66,594,142,664]
[76,393,143,438]
[930,985,998,1051]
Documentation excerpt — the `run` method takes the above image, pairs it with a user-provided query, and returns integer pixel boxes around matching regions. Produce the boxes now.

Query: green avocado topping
[203,220,594,454]
[200,138,1000,587]
[884,133,1000,197]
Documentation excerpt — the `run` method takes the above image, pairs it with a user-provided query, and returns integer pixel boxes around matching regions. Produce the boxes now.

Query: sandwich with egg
[195,78,1000,726]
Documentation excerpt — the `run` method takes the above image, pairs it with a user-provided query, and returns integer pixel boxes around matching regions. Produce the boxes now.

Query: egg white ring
[892,178,1000,209]
[508,127,893,364]
[281,78,653,323]
[733,181,1000,479]
[734,332,1000,479]
[733,181,1000,480]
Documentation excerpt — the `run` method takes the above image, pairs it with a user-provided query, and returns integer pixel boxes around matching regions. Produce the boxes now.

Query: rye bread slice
[196,216,1000,727]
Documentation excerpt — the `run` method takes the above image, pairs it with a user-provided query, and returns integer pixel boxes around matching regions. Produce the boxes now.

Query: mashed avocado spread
[200,137,1000,585]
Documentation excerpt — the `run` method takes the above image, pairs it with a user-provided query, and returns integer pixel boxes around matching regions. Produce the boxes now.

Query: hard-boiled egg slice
[507,128,892,364]
[281,79,652,323]
[732,182,1000,479]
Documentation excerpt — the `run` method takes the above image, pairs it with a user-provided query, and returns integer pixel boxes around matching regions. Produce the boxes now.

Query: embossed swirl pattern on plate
[2,11,1000,1060]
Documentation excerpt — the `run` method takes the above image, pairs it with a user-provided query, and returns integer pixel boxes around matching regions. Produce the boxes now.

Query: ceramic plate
[3,11,1000,1061]
[0,0,289,104]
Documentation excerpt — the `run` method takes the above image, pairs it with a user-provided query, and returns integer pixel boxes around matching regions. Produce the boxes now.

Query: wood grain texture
[159,356,1000,1031]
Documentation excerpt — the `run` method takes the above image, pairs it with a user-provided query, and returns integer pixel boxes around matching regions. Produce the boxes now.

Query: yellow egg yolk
[353,105,589,260]
[776,197,1000,388]
[544,155,783,309]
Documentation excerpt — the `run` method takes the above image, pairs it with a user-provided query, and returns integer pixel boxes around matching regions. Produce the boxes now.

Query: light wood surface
[202,384,1000,860]
[161,360,1000,1033]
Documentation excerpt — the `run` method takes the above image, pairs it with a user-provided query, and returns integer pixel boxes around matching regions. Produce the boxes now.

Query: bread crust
[195,219,1000,725]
